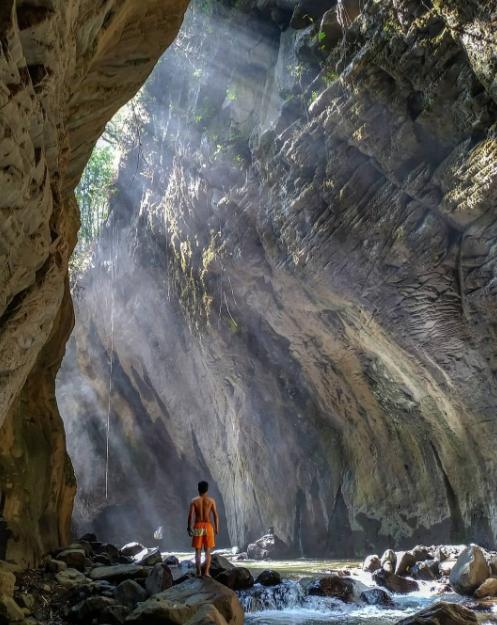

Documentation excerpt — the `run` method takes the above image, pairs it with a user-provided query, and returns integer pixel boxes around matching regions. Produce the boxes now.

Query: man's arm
[211,500,219,535]
[187,502,195,535]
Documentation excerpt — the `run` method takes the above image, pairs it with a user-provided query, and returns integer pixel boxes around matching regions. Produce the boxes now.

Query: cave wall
[59,0,497,556]
[0,0,189,565]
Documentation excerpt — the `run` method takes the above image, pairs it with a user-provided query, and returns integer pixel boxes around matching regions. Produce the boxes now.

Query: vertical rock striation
[59,0,497,555]
[0,0,189,565]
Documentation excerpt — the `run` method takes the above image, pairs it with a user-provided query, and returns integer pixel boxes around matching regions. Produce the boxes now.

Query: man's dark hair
[198,481,209,495]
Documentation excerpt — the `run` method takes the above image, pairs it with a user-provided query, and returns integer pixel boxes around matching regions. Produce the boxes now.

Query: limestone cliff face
[0,0,188,565]
[59,0,497,556]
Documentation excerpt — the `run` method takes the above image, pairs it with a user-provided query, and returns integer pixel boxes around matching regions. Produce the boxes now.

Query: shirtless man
[187,481,219,577]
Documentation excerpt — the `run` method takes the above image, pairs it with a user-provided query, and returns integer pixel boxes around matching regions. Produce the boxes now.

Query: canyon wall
[59,0,497,556]
[0,0,188,565]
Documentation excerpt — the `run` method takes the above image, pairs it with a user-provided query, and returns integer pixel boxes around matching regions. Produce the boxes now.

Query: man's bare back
[191,495,217,524]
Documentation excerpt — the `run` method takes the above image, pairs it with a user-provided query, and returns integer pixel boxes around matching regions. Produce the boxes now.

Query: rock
[103,604,131,625]
[307,575,354,601]
[46,557,68,573]
[69,595,116,622]
[449,545,490,595]
[395,601,477,624]
[474,577,497,598]
[184,604,229,625]
[120,543,146,558]
[57,549,87,572]
[94,554,113,566]
[381,549,397,573]
[114,580,147,607]
[210,556,234,578]
[246,532,289,560]
[411,546,433,562]
[373,569,419,594]
[89,564,147,584]
[94,544,120,561]
[215,567,254,591]
[157,577,243,625]
[410,559,440,581]
[440,559,457,576]
[0,595,24,623]
[135,548,162,566]
[395,551,417,576]
[487,555,497,575]
[164,556,180,567]
[360,588,393,606]
[126,596,196,625]
[145,563,173,596]
[255,570,281,586]
[232,554,247,562]
[363,555,381,573]
[56,568,89,588]
[80,533,98,543]
[0,565,16,597]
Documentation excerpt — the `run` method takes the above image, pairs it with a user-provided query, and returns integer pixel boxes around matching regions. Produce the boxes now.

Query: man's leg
[195,548,202,576]
[203,547,212,577]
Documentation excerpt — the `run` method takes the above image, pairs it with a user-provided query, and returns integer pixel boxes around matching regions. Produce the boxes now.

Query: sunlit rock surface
[0,0,189,565]
[58,0,497,555]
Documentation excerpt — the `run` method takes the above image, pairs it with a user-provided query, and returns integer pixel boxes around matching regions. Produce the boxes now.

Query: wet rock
[395,551,417,576]
[363,555,381,573]
[232,554,247,562]
[410,559,440,581]
[381,549,397,573]
[164,556,180,567]
[411,546,433,562]
[184,604,229,625]
[255,570,281,586]
[89,564,147,584]
[114,580,147,607]
[474,577,497,598]
[145,563,173,596]
[307,575,354,602]
[440,559,457,576]
[56,568,89,588]
[135,548,162,566]
[94,544,120,561]
[449,545,490,595]
[395,601,477,624]
[373,569,419,594]
[487,555,497,575]
[0,595,24,623]
[215,567,254,591]
[57,549,86,572]
[360,587,393,606]
[210,556,234,578]
[102,603,130,625]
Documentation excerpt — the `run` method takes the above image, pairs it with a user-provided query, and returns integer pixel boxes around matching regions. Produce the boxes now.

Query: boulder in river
[449,544,490,595]
[128,577,243,625]
[307,575,354,602]
[474,577,497,598]
[410,559,440,581]
[184,603,230,625]
[395,601,477,624]
[373,568,419,594]
[395,551,417,576]
[255,570,282,586]
[216,567,254,591]
[360,587,393,606]
[246,530,290,560]
[381,549,397,573]
[363,555,381,573]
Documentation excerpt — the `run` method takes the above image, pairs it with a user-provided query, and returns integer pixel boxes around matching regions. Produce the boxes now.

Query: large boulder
[145,563,174,596]
[474,577,497,598]
[395,601,477,624]
[0,595,24,623]
[373,569,419,594]
[135,548,162,566]
[215,567,254,591]
[128,577,243,625]
[56,568,89,588]
[255,570,281,586]
[68,595,116,623]
[360,588,393,606]
[0,564,16,597]
[395,551,417,576]
[363,555,381,573]
[307,575,354,601]
[90,564,147,584]
[410,560,440,581]
[121,543,145,558]
[114,580,147,608]
[184,604,229,625]
[449,545,490,595]
[57,549,87,572]
[381,549,397,573]
[246,531,289,560]
[209,556,234,578]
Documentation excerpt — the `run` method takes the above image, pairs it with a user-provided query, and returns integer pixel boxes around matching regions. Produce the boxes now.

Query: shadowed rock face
[0,0,189,565]
[58,0,497,555]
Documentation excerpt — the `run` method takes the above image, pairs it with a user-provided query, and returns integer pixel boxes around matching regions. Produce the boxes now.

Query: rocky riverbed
[2,535,497,625]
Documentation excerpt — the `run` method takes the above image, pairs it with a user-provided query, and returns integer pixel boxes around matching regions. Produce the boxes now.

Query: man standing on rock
[188,481,219,577]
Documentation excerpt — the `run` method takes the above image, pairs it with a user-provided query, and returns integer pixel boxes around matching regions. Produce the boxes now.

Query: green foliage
[75,145,115,249]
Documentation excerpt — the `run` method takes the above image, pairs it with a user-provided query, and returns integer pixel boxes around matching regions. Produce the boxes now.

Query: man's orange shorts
[191,522,215,550]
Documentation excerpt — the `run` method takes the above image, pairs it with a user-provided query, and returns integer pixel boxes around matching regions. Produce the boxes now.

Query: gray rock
[372,569,419,594]
[395,551,417,576]
[69,595,116,622]
[45,557,68,573]
[307,575,354,601]
[410,559,440,581]
[135,548,162,566]
[363,555,381,573]
[56,568,89,588]
[145,563,173,596]
[90,564,147,584]
[215,567,254,591]
[114,579,147,607]
[449,545,490,595]
[255,570,281,586]
[57,549,86,572]
[360,587,393,606]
